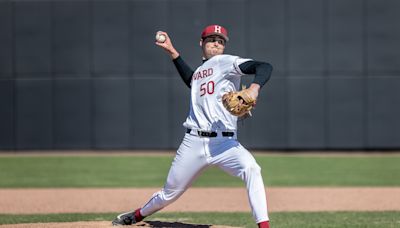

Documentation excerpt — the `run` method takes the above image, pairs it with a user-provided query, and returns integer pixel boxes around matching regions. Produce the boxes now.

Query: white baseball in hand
[155,33,166,43]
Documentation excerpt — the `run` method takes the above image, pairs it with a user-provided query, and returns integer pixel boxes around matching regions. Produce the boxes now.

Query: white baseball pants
[140,132,269,223]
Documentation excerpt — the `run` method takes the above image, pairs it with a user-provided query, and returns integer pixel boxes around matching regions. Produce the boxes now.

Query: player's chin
[210,50,223,57]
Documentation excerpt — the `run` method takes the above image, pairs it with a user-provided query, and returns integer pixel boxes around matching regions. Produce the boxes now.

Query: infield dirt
[1,187,400,227]
[1,187,399,213]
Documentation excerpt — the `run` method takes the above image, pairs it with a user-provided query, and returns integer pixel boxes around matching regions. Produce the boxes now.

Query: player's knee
[250,163,262,174]
[242,162,262,178]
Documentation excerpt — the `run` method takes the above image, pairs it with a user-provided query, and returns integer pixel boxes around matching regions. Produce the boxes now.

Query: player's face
[201,35,226,59]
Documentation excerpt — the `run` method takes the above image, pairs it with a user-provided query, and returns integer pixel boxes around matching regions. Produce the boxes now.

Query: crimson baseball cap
[201,25,229,41]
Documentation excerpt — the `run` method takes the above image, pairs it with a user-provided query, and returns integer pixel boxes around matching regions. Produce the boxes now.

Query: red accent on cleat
[258,221,270,228]
[134,208,144,222]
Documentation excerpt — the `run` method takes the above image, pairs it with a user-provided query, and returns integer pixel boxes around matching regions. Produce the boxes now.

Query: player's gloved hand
[222,84,258,117]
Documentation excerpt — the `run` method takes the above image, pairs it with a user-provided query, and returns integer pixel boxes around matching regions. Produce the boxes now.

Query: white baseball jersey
[183,54,252,132]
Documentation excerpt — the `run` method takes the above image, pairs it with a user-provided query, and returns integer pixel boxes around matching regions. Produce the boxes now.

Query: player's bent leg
[213,144,269,224]
[140,133,208,217]
[112,134,207,225]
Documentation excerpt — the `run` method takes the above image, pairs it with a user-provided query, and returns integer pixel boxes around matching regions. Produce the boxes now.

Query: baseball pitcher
[112,25,273,228]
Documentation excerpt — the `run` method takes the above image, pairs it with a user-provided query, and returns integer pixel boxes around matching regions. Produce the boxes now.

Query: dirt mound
[0,221,240,228]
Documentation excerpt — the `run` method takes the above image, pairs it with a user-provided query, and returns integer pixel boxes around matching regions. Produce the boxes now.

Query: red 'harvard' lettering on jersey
[192,68,213,81]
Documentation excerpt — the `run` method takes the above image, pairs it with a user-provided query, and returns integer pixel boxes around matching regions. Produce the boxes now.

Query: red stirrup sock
[258,221,270,228]
[134,208,144,222]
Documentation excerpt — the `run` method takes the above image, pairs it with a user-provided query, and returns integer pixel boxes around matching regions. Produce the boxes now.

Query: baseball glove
[222,86,256,117]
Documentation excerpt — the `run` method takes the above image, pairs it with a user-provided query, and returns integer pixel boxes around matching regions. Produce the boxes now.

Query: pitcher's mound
[0,221,241,228]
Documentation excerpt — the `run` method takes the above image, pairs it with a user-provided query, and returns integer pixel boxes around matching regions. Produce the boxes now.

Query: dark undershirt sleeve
[173,56,194,88]
[238,60,273,88]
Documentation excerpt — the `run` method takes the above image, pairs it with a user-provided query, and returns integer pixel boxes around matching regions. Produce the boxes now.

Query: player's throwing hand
[154,31,179,59]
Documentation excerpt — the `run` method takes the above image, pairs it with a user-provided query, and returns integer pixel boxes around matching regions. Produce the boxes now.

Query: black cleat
[112,211,136,226]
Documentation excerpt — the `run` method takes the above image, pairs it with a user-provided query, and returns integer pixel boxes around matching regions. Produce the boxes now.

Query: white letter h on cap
[214,25,221,33]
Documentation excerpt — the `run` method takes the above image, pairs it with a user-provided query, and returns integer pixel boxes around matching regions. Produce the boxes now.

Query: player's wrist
[245,84,259,101]
[249,84,260,96]
[169,49,180,59]
[249,83,260,91]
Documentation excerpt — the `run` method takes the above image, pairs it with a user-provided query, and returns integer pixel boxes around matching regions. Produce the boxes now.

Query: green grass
[0,154,399,187]
[0,211,399,227]
[0,154,399,227]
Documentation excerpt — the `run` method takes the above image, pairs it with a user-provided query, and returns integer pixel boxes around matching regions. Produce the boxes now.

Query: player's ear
[199,39,203,47]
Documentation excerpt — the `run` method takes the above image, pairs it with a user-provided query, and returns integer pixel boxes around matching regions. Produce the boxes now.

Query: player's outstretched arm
[155,31,180,59]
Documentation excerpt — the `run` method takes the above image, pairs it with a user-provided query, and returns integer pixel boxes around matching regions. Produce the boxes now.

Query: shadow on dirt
[137,221,212,227]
